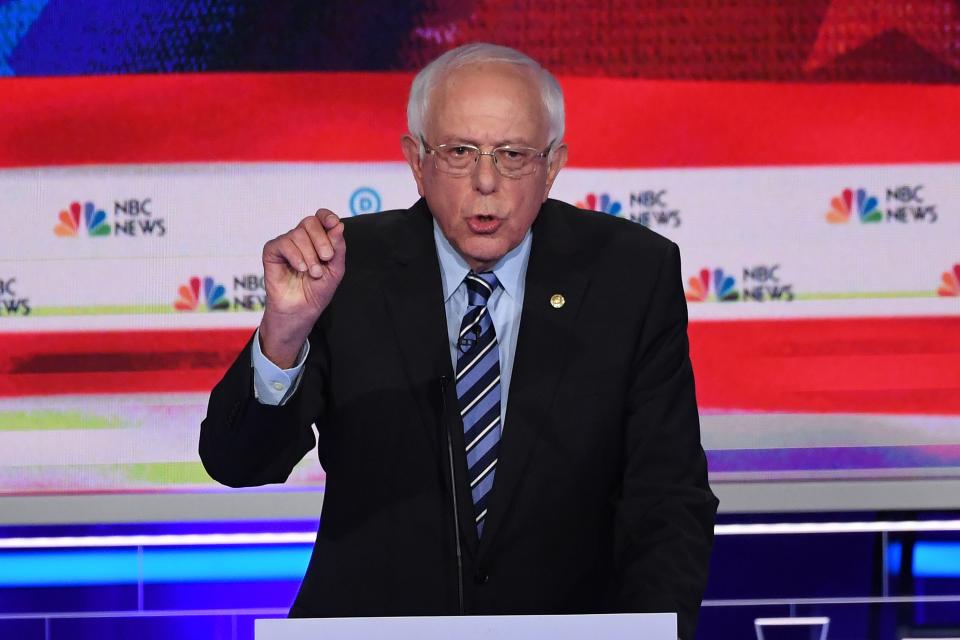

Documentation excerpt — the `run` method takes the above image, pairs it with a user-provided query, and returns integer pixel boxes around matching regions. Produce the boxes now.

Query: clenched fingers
[301,211,337,262]
[264,211,344,278]
[264,233,311,274]
[318,210,346,269]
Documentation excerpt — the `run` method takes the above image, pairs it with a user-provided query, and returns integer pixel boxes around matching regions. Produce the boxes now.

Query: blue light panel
[887,541,960,578]
[0,545,311,587]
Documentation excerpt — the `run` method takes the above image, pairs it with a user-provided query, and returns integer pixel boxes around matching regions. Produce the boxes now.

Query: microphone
[439,376,465,614]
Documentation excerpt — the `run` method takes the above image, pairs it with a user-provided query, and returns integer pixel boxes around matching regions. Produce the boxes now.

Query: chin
[460,238,508,268]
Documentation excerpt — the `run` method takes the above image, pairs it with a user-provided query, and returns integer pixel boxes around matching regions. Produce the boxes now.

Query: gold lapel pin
[550,294,565,309]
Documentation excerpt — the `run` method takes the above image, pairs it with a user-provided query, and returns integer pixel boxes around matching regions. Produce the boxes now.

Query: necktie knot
[465,271,499,307]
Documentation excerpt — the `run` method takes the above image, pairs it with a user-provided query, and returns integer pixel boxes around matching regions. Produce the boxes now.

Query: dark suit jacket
[199,198,718,639]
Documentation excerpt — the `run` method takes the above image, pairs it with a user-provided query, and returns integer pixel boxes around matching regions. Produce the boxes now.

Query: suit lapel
[478,202,590,559]
[377,200,481,557]
[378,200,455,469]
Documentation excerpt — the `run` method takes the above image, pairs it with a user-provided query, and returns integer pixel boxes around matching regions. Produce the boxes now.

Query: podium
[256,613,677,639]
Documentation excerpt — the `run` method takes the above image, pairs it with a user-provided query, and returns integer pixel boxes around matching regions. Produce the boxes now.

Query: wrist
[259,311,314,369]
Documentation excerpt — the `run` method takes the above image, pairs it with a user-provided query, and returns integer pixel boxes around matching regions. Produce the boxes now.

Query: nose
[472,152,499,195]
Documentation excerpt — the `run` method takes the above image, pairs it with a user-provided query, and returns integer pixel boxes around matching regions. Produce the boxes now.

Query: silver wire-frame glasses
[422,140,549,178]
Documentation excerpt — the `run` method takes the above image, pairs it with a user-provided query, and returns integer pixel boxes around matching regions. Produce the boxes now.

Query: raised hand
[258,209,346,368]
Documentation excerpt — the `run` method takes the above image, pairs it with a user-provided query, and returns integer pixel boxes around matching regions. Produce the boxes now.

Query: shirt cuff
[250,327,310,406]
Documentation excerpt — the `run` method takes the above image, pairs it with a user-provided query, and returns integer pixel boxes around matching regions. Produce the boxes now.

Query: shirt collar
[433,219,532,302]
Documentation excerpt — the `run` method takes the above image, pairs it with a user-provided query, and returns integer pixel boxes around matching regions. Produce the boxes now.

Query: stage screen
[1,1,958,520]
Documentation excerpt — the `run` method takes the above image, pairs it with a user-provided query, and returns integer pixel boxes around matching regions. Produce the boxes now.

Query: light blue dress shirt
[252,219,532,428]
[433,220,531,429]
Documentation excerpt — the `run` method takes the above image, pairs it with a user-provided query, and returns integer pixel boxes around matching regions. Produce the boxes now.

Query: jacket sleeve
[612,240,719,640]
[198,326,328,488]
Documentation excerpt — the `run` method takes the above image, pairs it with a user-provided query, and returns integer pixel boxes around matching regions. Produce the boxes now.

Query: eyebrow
[443,137,532,147]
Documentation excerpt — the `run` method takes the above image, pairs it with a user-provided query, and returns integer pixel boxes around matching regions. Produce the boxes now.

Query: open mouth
[467,214,502,234]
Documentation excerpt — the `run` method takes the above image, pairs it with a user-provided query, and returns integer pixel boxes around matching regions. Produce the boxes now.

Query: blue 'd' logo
[349,187,382,216]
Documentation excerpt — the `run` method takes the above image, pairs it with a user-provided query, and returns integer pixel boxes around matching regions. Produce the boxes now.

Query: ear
[542,143,568,202]
[401,134,426,197]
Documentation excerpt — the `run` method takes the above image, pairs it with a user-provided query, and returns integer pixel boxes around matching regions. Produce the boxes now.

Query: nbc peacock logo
[938,263,960,297]
[825,188,882,224]
[685,268,740,303]
[576,192,622,217]
[54,201,111,237]
[174,276,230,312]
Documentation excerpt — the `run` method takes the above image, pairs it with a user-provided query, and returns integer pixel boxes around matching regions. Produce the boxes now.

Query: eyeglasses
[421,139,550,178]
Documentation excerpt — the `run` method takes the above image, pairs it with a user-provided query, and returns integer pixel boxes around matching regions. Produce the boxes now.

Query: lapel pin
[550,294,565,309]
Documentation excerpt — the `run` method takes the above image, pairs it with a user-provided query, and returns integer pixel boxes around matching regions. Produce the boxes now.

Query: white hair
[406,43,565,154]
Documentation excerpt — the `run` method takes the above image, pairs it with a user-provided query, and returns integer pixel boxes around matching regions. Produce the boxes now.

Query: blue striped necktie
[455,271,501,537]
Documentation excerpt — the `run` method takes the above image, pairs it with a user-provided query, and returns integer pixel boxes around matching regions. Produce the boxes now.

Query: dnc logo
[826,188,882,224]
[174,277,229,312]
[685,268,739,302]
[576,192,622,216]
[54,201,110,237]
[349,187,382,216]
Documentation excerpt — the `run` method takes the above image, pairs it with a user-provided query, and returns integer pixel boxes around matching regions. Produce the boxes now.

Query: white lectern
[256,613,677,639]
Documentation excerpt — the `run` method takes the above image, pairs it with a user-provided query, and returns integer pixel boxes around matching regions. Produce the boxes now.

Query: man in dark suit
[200,43,717,639]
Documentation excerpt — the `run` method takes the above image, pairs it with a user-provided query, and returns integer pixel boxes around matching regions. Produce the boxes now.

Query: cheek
[508,184,545,220]
[425,186,468,233]
[431,178,470,207]
[513,210,539,236]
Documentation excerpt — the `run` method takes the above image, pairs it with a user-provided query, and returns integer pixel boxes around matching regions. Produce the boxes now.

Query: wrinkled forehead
[424,62,550,143]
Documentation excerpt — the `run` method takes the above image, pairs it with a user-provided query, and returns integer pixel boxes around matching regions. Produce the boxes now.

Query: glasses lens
[437,146,477,174]
[495,148,535,175]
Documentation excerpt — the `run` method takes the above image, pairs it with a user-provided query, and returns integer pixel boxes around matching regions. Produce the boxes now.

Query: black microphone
[439,376,465,614]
